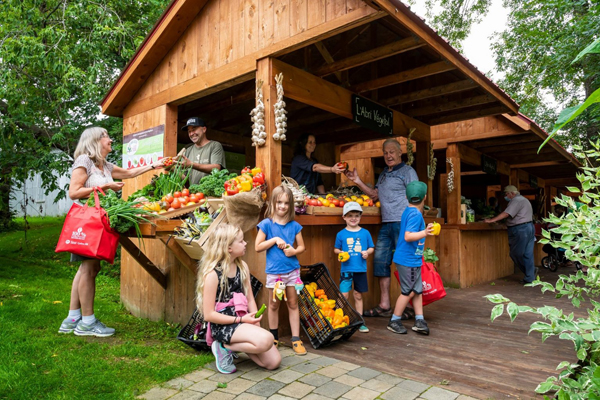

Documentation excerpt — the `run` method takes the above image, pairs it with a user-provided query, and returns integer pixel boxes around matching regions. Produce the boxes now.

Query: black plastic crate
[177,274,263,351]
[299,263,364,349]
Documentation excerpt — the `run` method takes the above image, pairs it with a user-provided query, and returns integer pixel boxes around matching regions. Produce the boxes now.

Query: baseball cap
[343,201,363,216]
[406,181,428,204]
[181,117,206,131]
[504,185,518,193]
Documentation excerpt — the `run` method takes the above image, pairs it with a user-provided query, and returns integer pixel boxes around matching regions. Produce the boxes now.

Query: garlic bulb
[447,158,455,193]
[273,73,287,141]
[250,79,266,147]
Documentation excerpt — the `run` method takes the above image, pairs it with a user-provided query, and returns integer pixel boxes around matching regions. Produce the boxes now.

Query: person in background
[488,196,500,215]
[179,117,226,185]
[290,133,345,194]
[387,181,434,336]
[59,127,165,337]
[345,138,418,319]
[334,202,375,333]
[255,185,307,355]
[196,224,281,374]
[484,185,536,284]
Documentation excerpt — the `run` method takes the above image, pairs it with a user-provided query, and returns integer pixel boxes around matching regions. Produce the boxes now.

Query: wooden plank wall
[431,115,523,149]
[130,0,370,105]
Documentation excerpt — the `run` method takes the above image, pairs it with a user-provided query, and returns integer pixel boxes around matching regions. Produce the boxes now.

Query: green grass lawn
[0,217,211,400]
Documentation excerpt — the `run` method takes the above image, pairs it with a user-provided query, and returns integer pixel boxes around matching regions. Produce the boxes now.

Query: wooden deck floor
[287,269,582,399]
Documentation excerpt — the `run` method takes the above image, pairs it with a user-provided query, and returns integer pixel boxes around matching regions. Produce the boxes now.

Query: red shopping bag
[394,257,446,306]
[55,187,120,264]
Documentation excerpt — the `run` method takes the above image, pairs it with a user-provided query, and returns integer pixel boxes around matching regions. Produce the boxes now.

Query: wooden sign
[352,94,393,136]
[481,154,497,175]
[529,175,538,188]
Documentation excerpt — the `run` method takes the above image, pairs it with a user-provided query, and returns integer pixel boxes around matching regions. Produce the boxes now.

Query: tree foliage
[0,0,170,224]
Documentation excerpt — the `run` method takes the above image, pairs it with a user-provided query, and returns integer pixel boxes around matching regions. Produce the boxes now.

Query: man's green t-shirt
[185,141,226,185]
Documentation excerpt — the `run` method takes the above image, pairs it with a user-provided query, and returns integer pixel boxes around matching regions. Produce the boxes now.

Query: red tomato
[317,200,323,207]
[182,188,190,197]
[166,194,174,204]
[339,201,345,207]
[171,199,181,209]
[173,191,182,198]
[197,193,205,200]
[309,199,318,206]
[189,194,198,203]
[332,199,340,207]
[181,196,189,204]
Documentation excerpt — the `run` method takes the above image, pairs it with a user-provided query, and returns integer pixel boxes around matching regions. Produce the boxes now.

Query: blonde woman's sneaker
[73,320,115,337]
[412,319,430,335]
[292,340,307,355]
[58,317,81,334]
[211,341,236,374]
[359,324,369,333]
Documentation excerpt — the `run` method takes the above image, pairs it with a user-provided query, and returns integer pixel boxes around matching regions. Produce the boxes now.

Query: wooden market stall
[431,113,581,288]
[100,0,521,325]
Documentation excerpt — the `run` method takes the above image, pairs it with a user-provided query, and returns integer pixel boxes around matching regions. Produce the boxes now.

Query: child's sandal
[292,340,307,356]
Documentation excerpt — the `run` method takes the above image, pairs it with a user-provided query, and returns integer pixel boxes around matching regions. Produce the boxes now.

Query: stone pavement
[138,347,478,400]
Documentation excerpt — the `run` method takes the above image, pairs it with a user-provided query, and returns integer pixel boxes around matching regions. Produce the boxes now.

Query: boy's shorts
[339,272,368,294]
[266,269,300,288]
[397,264,422,296]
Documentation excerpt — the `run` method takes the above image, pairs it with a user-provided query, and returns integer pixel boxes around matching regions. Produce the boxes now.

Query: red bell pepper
[241,166,252,175]
[224,179,240,196]
[253,172,265,185]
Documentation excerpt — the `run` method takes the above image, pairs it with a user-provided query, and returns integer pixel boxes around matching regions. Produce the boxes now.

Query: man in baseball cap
[485,185,535,284]
[179,117,226,185]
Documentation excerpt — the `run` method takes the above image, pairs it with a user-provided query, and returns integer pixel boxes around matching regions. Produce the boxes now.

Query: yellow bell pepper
[332,314,343,326]
[251,167,262,176]
[338,252,350,262]
[309,282,318,291]
[326,300,336,308]
[335,308,344,318]
[342,315,349,325]
[240,180,252,192]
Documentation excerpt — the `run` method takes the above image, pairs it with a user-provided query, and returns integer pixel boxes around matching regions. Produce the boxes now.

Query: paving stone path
[138,347,478,400]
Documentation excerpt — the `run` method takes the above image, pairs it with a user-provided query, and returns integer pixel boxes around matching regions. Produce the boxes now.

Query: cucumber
[255,303,267,318]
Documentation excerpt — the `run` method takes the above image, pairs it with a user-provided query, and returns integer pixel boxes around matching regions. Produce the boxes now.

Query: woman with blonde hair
[197,223,280,374]
[58,127,166,337]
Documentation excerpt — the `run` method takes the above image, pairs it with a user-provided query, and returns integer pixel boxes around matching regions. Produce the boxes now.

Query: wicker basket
[298,263,364,349]
[177,275,263,351]
[282,175,306,207]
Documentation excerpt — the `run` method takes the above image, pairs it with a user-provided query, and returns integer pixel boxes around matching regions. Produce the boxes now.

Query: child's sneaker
[412,319,430,335]
[58,317,81,334]
[292,340,307,355]
[387,319,407,334]
[359,324,369,333]
[211,341,236,374]
[73,320,115,337]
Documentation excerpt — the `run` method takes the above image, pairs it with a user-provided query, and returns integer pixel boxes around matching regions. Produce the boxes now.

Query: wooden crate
[173,209,229,260]
[306,206,380,216]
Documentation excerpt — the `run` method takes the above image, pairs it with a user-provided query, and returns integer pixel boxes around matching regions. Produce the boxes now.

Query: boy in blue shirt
[388,181,434,335]
[334,202,375,333]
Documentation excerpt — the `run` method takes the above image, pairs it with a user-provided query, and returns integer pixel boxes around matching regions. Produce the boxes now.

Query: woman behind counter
[58,127,165,337]
[290,133,345,194]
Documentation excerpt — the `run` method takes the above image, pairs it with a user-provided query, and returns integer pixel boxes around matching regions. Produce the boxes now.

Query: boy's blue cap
[343,201,362,216]
[406,181,427,204]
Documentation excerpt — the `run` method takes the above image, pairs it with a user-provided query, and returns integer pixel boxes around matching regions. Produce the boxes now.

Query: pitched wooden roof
[102,0,519,127]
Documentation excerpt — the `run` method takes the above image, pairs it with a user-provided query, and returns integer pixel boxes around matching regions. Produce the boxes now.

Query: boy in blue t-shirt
[334,202,375,333]
[388,181,434,336]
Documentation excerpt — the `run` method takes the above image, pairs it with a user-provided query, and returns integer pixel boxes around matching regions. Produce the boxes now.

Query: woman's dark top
[290,154,323,194]
[210,266,243,344]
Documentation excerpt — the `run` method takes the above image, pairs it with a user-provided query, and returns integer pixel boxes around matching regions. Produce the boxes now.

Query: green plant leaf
[530,321,554,334]
[490,304,504,322]
[507,302,519,322]
[535,377,558,394]
[485,294,510,304]
[577,346,587,361]
[572,37,600,64]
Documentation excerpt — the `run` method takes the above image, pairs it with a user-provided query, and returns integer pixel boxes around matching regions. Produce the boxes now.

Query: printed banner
[122,125,165,170]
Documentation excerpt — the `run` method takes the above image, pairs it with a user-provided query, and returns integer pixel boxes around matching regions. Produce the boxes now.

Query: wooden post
[510,169,520,190]
[446,144,461,224]
[255,58,281,197]
[415,140,432,207]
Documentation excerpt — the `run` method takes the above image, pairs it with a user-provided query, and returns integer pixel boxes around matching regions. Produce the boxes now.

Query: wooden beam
[119,236,167,289]
[159,236,197,276]
[382,79,479,106]
[406,94,497,117]
[369,0,519,115]
[113,7,386,118]
[427,106,507,125]
[545,177,581,187]
[352,61,456,93]
[270,58,431,141]
[432,128,528,150]
[315,36,425,77]
[450,142,511,176]
[511,161,568,168]
[314,41,345,83]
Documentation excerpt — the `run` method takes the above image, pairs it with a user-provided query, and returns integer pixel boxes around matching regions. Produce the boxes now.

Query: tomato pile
[139,188,207,214]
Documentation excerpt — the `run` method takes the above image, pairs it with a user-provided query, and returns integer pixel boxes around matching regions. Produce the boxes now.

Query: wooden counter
[444,222,507,231]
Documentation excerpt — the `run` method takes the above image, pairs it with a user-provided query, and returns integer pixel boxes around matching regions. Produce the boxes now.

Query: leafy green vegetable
[190,168,237,197]
[423,248,439,264]
[87,190,155,236]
